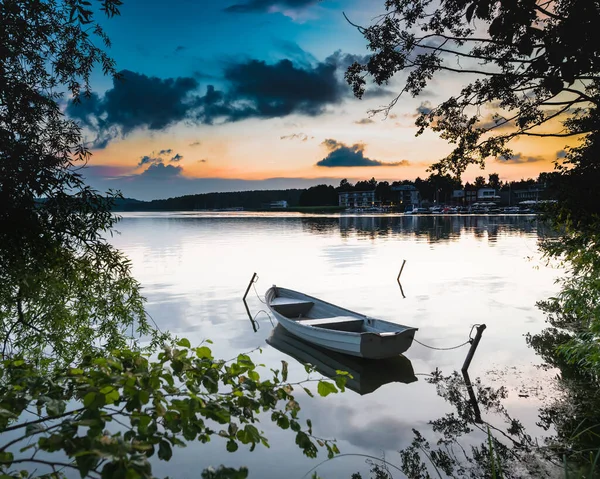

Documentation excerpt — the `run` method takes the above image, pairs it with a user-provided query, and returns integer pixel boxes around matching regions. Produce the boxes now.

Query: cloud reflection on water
[110,213,559,478]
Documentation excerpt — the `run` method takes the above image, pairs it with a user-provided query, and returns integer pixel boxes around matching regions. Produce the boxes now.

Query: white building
[270,200,288,208]
[338,190,375,208]
[476,188,500,201]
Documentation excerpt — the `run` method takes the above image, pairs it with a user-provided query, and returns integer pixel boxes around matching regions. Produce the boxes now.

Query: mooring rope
[413,324,482,351]
[413,338,471,350]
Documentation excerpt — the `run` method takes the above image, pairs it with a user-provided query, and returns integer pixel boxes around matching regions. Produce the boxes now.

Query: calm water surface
[111,212,561,478]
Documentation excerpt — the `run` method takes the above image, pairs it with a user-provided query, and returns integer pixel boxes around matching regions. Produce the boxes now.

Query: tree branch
[1,408,85,434]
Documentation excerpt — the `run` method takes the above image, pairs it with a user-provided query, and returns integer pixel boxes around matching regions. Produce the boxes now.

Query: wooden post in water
[462,370,483,423]
[243,297,258,332]
[397,260,406,299]
[243,272,258,301]
[461,324,486,373]
[243,272,259,332]
[397,260,406,283]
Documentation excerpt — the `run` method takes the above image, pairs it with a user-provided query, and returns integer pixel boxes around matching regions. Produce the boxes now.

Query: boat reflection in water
[266,324,417,395]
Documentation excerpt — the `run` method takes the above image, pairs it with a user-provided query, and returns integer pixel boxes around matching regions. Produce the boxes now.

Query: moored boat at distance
[267,324,417,395]
[265,286,418,359]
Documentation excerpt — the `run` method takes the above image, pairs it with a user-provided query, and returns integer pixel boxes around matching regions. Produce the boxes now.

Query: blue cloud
[316,139,409,167]
[68,55,351,146]
[140,162,183,178]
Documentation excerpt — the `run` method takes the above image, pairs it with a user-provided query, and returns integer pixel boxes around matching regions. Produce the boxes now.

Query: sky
[70,0,571,200]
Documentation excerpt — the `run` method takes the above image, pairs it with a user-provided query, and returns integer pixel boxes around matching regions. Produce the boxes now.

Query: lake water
[111,212,562,478]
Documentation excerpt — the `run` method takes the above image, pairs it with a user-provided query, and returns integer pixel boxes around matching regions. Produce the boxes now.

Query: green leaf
[317,381,338,397]
[100,386,119,404]
[0,452,14,465]
[75,452,98,478]
[177,338,191,348]
[46,399,66,416]
[196,346,213,359]
[138,415,152,433]
[303,387,314,398]
[226,439,239,452]
[276,414,289,430]
[83,392,96,408]
[158,440,172,461]
[138,390,150,405]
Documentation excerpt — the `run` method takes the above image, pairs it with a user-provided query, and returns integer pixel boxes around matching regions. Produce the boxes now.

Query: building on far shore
[476,188,501,202]
[338,190,375,208]
[391,184,420,208]
[270,200,288,209]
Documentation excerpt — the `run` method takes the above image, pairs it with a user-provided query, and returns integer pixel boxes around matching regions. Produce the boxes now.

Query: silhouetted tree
[375,181,392,203]
[355,179,376,191]
[474,176,486,188]
[345,0,599,178]
[488,173,501,189]
[0,0,151,364]
[299,185,338,206]
[338,178,354,192]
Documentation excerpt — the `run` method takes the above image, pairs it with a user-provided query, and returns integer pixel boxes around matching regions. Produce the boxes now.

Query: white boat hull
[265,286,417,359]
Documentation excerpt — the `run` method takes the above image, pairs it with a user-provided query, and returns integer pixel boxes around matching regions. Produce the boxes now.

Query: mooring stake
[397,260,406,282]
[243,272,258,301]
[243,297,258,332]
[461,324,487,373]
[242,272,259,332]
[462,370,483,423]
[397,260,407,299]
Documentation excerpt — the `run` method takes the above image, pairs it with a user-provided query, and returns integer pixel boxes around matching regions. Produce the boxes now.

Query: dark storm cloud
[138,155,159,167]
[66,70,198,135]
[138,151,183,167]
[316,139,409,167]
[224,0,319,13]
[223,58,342,117]
[140,162,183,178]
[67,52,369,147]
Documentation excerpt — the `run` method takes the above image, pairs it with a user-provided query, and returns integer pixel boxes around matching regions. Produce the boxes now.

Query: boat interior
[267,287,397,333]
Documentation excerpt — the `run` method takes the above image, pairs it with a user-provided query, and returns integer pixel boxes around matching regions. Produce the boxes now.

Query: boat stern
[359,328,417,359]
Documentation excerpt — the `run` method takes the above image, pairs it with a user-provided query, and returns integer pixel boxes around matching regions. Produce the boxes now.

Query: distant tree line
[112,172,559,211]
[113,189,304,211]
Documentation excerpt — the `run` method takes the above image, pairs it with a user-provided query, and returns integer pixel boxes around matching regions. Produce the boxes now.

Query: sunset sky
[71,0,572,200]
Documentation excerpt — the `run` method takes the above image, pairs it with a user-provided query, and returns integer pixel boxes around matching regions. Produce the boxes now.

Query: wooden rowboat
[267,324,417,395]
[265,286,417,359]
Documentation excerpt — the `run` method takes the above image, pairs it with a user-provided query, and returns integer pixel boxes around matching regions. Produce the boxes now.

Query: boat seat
[270,297,314,317]
[299,316,363,327]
